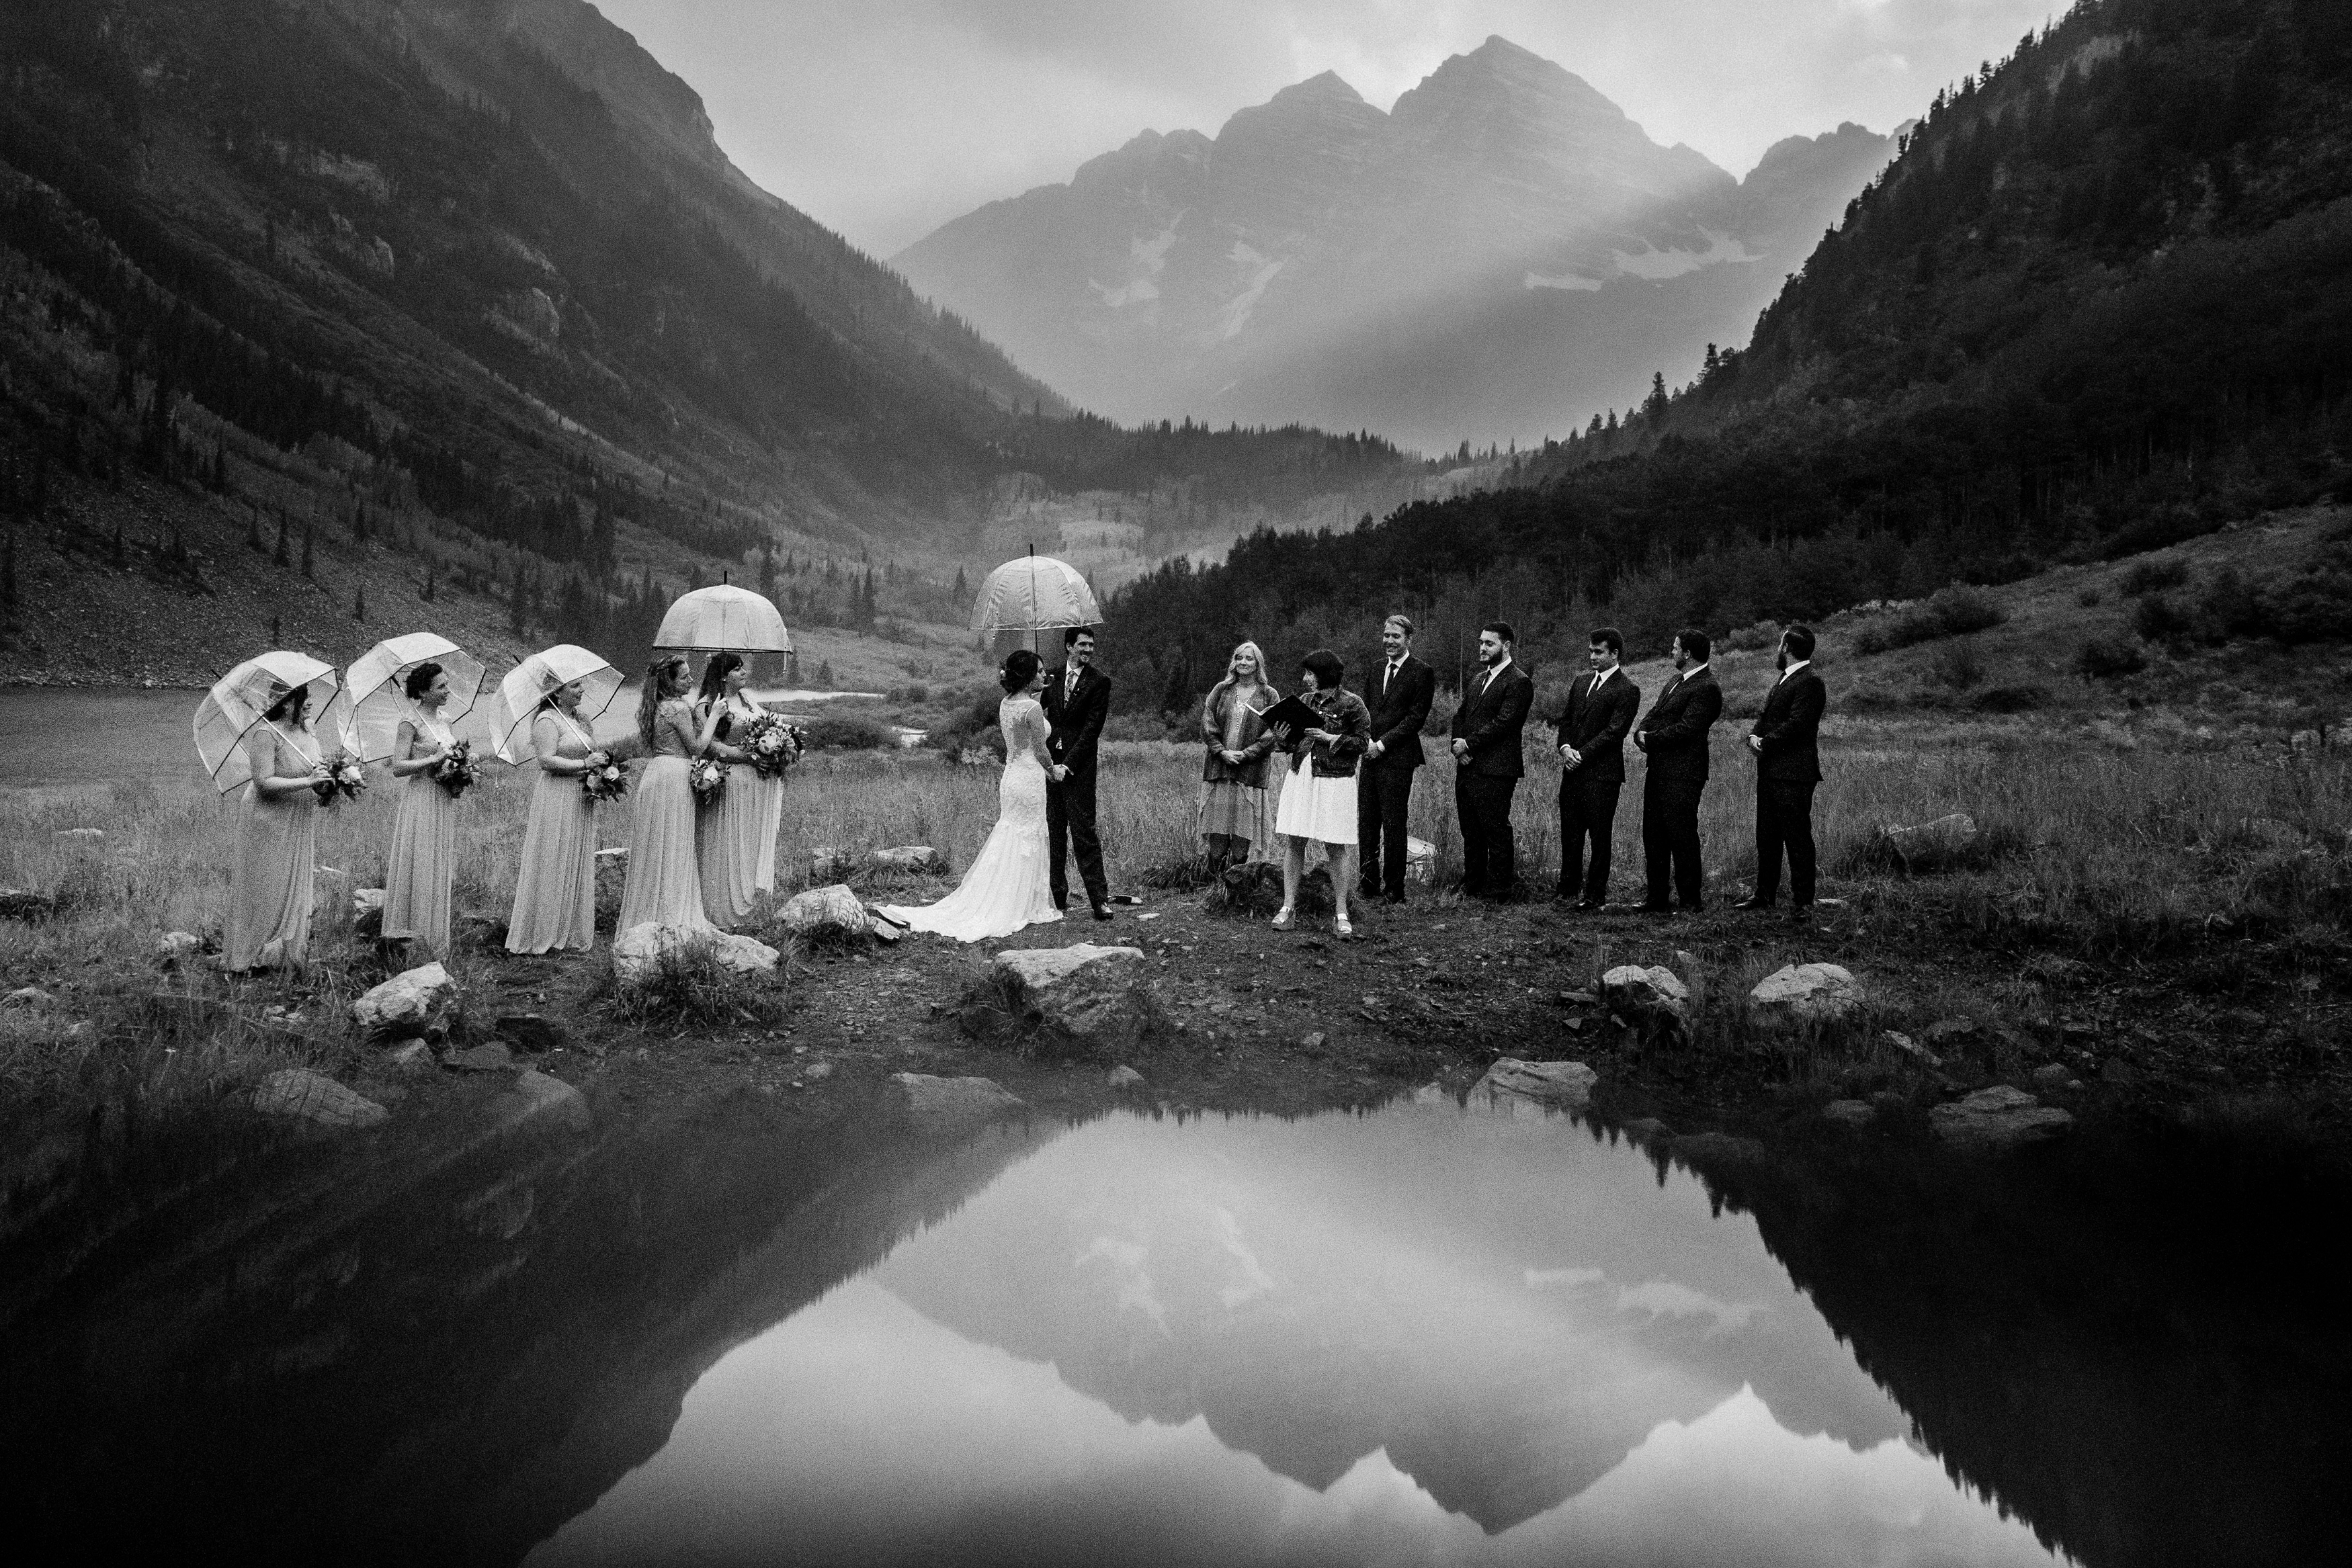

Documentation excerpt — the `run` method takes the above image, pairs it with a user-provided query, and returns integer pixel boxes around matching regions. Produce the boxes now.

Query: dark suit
[1356,653,1436,899]
[1446,660,1534,896]
[1041,662,1111,909]
[1636,665,1723,908]
[1749,663,1826,906]
[1552,668,1641,902]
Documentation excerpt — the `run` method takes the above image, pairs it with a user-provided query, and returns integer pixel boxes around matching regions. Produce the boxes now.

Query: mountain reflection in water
[532,1102,2052,1567]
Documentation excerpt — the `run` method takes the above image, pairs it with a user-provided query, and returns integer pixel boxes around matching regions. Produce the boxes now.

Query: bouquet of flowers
[688,756,729,803]
[581,750,628,805]
[312,749,368,805]
[431,738,480,799]
[741,713,807,780]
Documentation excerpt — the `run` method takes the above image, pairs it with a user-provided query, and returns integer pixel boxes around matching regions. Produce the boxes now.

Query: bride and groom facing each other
[882,629,1112,943]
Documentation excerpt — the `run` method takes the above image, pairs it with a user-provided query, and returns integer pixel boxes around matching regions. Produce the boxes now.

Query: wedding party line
[196,557,1831,973]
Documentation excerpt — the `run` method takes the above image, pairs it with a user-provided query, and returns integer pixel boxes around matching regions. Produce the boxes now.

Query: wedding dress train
[880,696,1063,943]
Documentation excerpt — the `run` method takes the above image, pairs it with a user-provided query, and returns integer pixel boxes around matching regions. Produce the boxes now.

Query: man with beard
[1043,626,1114,920]
[1447,622,1533,899]
[1737,624,1825,920]
[1632,627,1722,913]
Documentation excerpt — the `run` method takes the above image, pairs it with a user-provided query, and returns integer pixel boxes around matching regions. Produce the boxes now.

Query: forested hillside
[1102,0,2352,708]
[0,1,1414,684]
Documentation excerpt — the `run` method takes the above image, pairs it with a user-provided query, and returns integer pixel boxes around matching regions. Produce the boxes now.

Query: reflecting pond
[3,1086,2345,1565]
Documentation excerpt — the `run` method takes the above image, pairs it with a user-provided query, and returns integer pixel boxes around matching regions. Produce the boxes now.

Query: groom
[1043,626,1113,920]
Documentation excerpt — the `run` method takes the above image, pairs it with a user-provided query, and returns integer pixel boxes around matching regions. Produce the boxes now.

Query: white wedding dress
[880,695,1064,942]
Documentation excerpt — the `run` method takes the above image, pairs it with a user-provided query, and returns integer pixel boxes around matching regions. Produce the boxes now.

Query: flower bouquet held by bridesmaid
[694,652,790,928]
[507,674,614,955]
[224,680,333,974]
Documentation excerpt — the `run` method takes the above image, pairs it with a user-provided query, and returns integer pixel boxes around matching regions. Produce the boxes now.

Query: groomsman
[1632,627,1723,913]
[1043,626,1114,920]
[1737,624,1826,919]
[1447,622,1534,899]
[1357,614,1436,905]
[1551,627,1640,909]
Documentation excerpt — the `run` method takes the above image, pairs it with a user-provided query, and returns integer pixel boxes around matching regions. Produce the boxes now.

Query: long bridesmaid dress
[224,725,321,973]
[506,707,599,954]
[697,694,784,928]
[616,698,714,937]
[382,704,458,957]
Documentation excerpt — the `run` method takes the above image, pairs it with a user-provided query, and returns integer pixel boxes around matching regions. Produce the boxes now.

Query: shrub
[2076,586,2104,607]
[1852,585,2005,655]
[1724,619,1783,652]
[2200,568,2269,639]
[607,941,784,1027]
[2075,636,2147,679]
[1974,684,2050,713]
[2132,593,2195,642]
[2121,558,2191,596]
[1929,638,1985,691]
[802,714,894,750]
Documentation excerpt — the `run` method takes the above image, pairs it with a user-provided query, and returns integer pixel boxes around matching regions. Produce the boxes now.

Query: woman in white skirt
[1268,648,1372,936]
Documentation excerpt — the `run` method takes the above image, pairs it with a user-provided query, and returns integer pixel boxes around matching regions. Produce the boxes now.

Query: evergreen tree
[109,521,124,569]
[300,521,314,577]
[953,564,968,600]
[269,613,282,646]
[509,562,526,634]
[421,566,435,602]
[815,659,835,688]
[758,537,777,601]
[1643,372,1669,422]
[273,515,291,568]
[353,584,366,621]
[245,506,263,553]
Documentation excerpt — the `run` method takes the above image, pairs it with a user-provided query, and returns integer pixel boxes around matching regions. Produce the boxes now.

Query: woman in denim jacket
[1268,648,1371,935]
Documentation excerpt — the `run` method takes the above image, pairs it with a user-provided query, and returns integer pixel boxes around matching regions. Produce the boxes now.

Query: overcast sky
[595,0,2058,257]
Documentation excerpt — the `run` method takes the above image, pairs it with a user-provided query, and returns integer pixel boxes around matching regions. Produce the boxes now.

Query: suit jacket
[1042,664,1111,779]
[1359,654,1436,769]
[1636,666,1724,784]
[1554,668,1641,785]
[1750,665,1825,783]
[1447,661,1534,779]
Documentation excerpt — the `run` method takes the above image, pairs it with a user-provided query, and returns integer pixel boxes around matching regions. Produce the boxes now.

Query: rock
[384,1040,435,1070]
[1405,835,1435,883]
[1885,1031,1942,1067]
[775,883,891,941]
[1822,1099,1877,1128]
[495,1013,565,1053]
[869,845,946,873]
[54,827,103,841]
[2290,729,2320,752]
[1107,1064,1146,1088]
[1600,965,1690,1027]
[1880,812,1978,872]
[2099,1056,2142,1086]
[3,986,55,1009]
[0,888,58,922]
[1300,1031,1327,1053]
[495,1068,590,1133]
[1923,1016,1980,1047]
[1929,1086,2074,1149]
[352,887,386,934]
[893,1071,1026,1127]
[1672,949,1699,974]
[252,1069,388,1129]
[612,922,780,983]
[1472,1058,1597,1110]
[156,930,202,961]
[2031,1062,2073,1090]
[1751,963,1864,1022]
[969,943,1160,1055]
[804,1060,834,1081]
[350,961,457,1041]
[444,1042,515,1072]
[810,846,851,881]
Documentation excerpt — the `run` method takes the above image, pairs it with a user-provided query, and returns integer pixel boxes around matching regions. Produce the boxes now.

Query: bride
[880,649,1068,942]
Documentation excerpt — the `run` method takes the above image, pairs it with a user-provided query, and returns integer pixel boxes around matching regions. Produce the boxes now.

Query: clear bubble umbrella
[486,645,625,765]
[194,652,344,794]
[334,633,487,763]
[654,584,792,654]
[971,554,1100,655]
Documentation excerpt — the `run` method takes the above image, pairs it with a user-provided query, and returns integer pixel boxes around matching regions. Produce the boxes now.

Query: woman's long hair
[696,650,743,706]
[637,655,686,749]
[263,682,310,727]
[1207,640,1273,713]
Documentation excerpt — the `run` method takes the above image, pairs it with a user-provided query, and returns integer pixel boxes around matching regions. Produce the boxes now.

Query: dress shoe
[1731,895,1773,912]
[1551,888,1579,904]
[1357,883,1382,902]
[1574,898,1603,912]
[1789,903,1812,923]
[1634,902,1675,915]
[1091,903,1114,922]
[1383,891,1407,906]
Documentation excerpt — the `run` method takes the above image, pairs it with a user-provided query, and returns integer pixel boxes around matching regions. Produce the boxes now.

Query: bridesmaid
[224,681,331,974]
[694,652,783,928]
[616,654,726,936]
[506,677,610,954]
[382,660,460,957]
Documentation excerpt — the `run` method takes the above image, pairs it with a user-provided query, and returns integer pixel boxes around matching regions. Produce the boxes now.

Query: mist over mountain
[894,37,1896,452]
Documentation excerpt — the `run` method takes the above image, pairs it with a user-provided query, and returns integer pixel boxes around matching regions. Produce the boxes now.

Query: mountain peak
[1275,70,1368,107]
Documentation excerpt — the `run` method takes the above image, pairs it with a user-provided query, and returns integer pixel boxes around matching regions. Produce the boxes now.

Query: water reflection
[533,1104,2056,1567]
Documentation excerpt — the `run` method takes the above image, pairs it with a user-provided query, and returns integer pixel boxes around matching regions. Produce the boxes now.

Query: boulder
[1929,1085,2074,1149]
[1107,1064,1146,1089]
[1600,964,1689,1027]
[444,1042,516,1072]
[350,961,457,1041]
[612,923,780,983]
[1471,1058,1597,1111]
[0,888,57,922]
[1923,1016,1980,1048]
[493,1068,590,1134]
[775,883,895,942]
[1822,1099,1877,1128]
[869,845,946,873]
[1751,963,1863,1022]
[352,887,386,934]
[967,943,1159,1056]
[893,1071,1026,1128]
[383,1041,435,1071]
[155,930,202,961]
[2030,1062,2073,1090]
[1884,1031,1943,1067]
[1880,812,1978,871]
[253,1069,388,1129]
